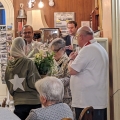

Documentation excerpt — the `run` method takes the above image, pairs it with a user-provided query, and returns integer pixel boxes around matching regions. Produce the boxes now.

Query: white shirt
[70,39,108,109]
[70,35,79,51]
[70,36,74,46]
[27,40,43,56]
[27,40,34,55]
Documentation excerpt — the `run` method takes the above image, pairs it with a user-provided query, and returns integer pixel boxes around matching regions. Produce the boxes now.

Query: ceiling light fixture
[38,0,44,8]
[28,0,35,8]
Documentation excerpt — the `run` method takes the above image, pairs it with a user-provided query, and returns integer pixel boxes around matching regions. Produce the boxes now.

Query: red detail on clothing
[85,41,91,46]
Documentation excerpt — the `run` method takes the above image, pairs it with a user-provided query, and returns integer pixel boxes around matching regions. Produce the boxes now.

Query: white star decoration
[9,74,25,91]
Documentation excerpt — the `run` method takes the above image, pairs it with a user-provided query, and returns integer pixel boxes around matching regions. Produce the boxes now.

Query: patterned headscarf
[10,37,26,57]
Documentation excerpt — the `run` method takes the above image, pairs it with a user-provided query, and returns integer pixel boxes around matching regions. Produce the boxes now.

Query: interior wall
[102,0,113,120]
[13,0,95,37]
[111,0,120,120]
[10,0,13,3]
[0,0,14,102]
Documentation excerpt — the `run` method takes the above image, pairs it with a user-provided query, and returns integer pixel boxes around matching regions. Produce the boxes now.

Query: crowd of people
[1,21,109,120]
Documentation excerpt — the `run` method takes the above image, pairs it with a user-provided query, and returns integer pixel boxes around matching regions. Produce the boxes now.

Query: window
[0,2,6,25]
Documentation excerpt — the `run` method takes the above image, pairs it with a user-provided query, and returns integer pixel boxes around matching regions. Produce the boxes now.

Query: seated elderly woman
[26,76,73,120]
[49,38,72,107]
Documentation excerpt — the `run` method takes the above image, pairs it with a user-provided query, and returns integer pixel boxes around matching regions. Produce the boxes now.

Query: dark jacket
[63,35,73,56]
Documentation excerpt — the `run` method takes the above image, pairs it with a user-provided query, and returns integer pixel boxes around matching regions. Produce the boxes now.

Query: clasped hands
[65,45,73,50]
[69,51,78,60]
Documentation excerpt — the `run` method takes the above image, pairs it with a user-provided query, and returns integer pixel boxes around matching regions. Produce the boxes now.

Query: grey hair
[35,76,64,103]
[22,25,33,33]
[49,38,66,49]
[77,26,94,36]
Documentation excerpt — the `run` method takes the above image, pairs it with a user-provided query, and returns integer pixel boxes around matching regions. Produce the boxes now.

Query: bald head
[76,26,94,47]
[77,26,94,36]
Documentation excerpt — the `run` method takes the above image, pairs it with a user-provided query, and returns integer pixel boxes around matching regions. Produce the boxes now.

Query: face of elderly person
[22,25,34,44]
[76,26,94,48]
[50,38,66,61]
[35,76,64,107]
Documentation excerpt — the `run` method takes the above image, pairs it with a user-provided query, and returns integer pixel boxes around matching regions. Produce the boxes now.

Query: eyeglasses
[53,47,63,53]
[23,32,32,35]
[75,34,79,40]
[75,30,93,39]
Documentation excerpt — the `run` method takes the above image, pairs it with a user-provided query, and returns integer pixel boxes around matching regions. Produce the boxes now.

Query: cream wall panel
[0,0,14,103]
[10,0,13,3]
[0,81,7,102]
[112,0,120,120]
[102,0,112,120]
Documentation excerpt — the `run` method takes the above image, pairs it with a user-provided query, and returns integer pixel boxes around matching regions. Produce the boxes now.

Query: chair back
[79,106,94,120]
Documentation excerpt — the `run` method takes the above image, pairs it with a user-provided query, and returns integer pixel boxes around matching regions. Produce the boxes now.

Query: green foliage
[34,51,54,75]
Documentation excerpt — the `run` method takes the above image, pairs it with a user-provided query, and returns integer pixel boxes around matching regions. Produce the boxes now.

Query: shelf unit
[0,25,13,83]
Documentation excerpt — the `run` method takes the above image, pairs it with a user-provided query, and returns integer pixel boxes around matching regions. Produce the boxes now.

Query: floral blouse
[52,53,71,99]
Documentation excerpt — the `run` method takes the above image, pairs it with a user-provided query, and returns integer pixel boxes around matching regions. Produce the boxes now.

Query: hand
[68,45,73,50]
[69,52,78,60]
[32,41,43,50]
[65,45,73,50]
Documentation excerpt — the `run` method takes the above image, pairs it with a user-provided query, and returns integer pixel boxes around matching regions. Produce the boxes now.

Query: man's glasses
[75,30,93,39]
[23,32,32,35]
[75,34,79,40]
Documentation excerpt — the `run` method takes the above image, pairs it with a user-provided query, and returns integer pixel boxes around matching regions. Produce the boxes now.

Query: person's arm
[27,48,39,58]
[26,60,41,89]
[68,60,79,75]
[60,76,70,87]
[68,52,79,75]
[25,110,37,120]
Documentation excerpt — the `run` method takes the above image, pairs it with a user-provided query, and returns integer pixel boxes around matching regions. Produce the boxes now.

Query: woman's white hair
[10,37,26,57]
[35,76,64,103]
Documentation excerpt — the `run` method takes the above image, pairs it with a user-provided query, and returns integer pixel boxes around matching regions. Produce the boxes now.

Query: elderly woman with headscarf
[5,37,41,120]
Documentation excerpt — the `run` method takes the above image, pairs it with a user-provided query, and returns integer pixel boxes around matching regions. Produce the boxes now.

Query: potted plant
[34,50,54,77]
